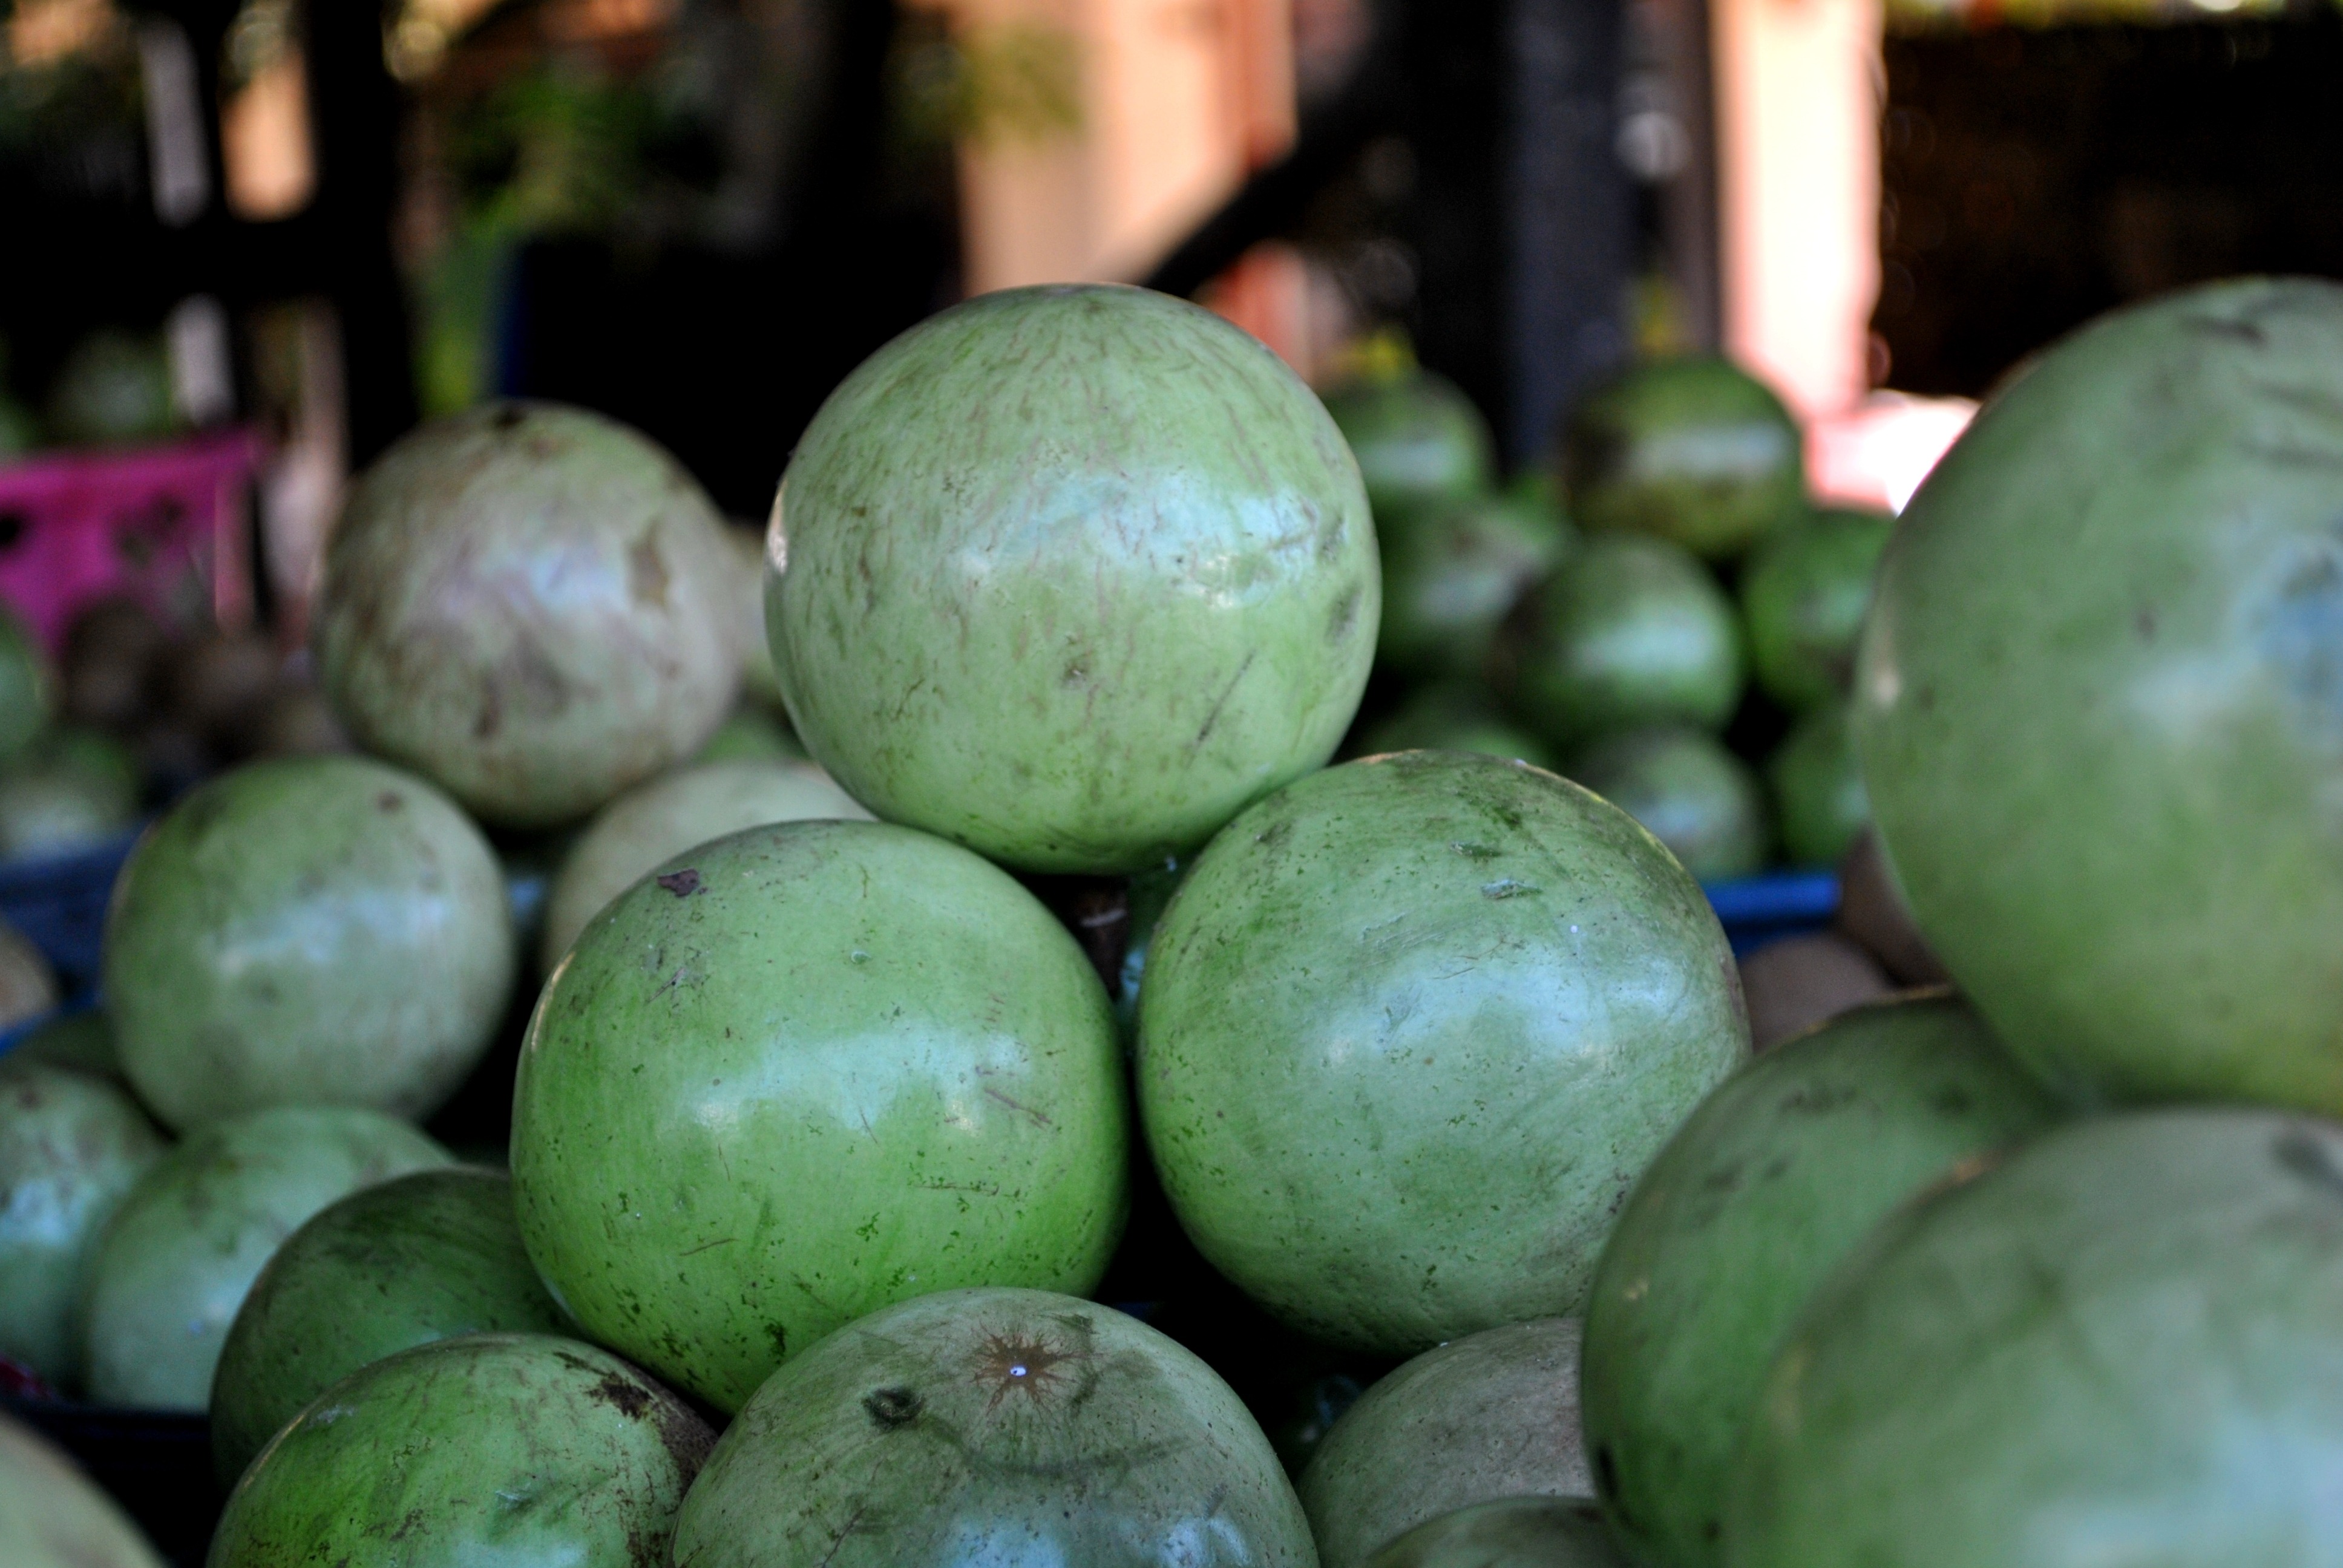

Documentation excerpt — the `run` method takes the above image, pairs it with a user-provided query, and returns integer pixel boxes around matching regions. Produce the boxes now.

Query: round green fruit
[1583,995,2057,1568]
[512,819,1127,1411]
[1301,1318,1591,1568]
[1766,700,1867,868]
[0,605,51,765]
[1563,357,1803,560]
[0,1413,165,1568]
[671,1286,1314,1568]
[1570,725,1769,882]
[209,1166,571,1484]
[768,284,1377,874]
[1725,1107,2343,1567]
[1740,508,1891,710]
[0,1060,166,1391]
[79,1106,450,1410]
[102,755,516,1129]
[1378,491,1573,679]
[315,401,741,827]
[1367,1499,1626,1568]
[1498,535,1744,748]
[208,1333,711,1568]
[1357,682,1556,770]
[1855,278,2343,1112]
[1323,367,1496,527]
[1138,751,1749,1353]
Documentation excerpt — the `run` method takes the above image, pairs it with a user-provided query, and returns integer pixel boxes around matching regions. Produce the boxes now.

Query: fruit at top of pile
[1766,699,1868,867]
[208,1333,712,1568]
[1367,1498,1627,1568]
[768,284,1377,874]
[513,819,1127,1411]
[1585,996,2060,1568]
[1323,365,1496,526]
[671,1287,1314,1568]
[0,1060,166,1392]
[0,727,141,860]
[1564,357,1803,560]
[1301,1318,1591,1568]
[0,1413,165,1568]
[1855,278,2343,1113]
[78,1106,450,1410]
[0,606,50,764]
[1726,1108,2343,1567]
[1357,681,1556,770]
[0,918,56,1029]
[316,401,741,827]
[539,756,868,970]
[102,755,515,1129]
[1498,534,1743,746]
[1139,751,1748,1354]
[209,1167,571,1484]
[1378,490,1573,679]
[1570,725,1769,882]
[1740,507,1892,710]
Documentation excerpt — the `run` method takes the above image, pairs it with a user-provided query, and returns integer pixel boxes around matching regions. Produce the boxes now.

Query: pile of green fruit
[4,274,2343,1568]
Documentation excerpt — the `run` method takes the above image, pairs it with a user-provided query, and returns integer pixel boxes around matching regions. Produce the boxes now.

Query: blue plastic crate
[1705,868,1839,956]
[0,829,142,995]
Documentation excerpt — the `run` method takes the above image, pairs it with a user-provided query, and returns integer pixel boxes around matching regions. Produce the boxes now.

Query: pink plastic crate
[0,428,266,649]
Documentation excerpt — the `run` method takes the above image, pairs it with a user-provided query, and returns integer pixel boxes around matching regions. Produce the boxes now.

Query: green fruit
[539,757,868,970]
[209,1166,571,1484]
[1855,278,2343,1112]
[768,284,1377,874]
[696,705,805,763]
[1323,368,1496,526]
[1499,535,1744,748]
[0,606,51,765]
[1563,357,1803,560]
[0,727,140,860]
[512,820,1127,1411]
[1725,1107,2343,1567]
[1138,751,1749,1353]
[11,1009,120,1078]
[103,755,516,1129]
[0,1413,166,1568]
[1570,726,1769,882]
[1766,701,1867,867]
[1740,508,1891,710]
[670,1286,1315,1568]
[1301,1318,1591,1568]
[45,330,178,448]
[1378,492,1572,678]
[208,1333,712,1568]
[79,1106,450,1410]
[1366,1498,1626,1568]
[1358,682,1557,770]
[1582,996,2058,1568]
[316,402,741,827]
[0,1061,166,1391]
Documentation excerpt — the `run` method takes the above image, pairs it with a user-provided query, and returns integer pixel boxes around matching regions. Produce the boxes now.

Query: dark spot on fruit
[2188,312,2266,345]
[1704,1518,1723,1541]
[628,535,670,610]
[657,869,703,898]
[767,1322,788,1356]
[492,404,528,430]
[1327,588,1360,644]
[1931,1086,1974,1117]
[1253,818,1291,849]
[592,1374,654,1419]
[863,1386,924,1429]
[2135,607,2157,641]
[1450,841,1500,860]
[1481,878,1539,900]
[376,791,403,812]
[2275,1128,2343,1200]
[1594,1444,1622,1504]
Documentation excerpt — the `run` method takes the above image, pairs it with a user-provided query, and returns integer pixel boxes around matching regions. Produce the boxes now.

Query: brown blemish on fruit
[657,869,703,898]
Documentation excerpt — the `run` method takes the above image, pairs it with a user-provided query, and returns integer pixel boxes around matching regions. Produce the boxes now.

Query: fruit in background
[0,1413,166,1568]
[208,1334,710,1568]
[1497,534,1743,746]
[78,1106,450,1410]
[537,757,870,970]
[1740,507,1892,710]
[60,599,164,732]
[163,629,278,751]
[0,1061,166,1392]
[1301,1318,1592,1568]
[672,1287,1314,1568]
[1726,1108,2343,1567]
[316,401,741,827]
[513,820,1127,1411]
[769,284,1377,874]
[209,1167,572,1484]
[694,704,804,763]
[239,678,350,759]
[0,728,141,860]
[1736,933,1892,1051]
[1766,699,1868,867]
[1367,1499,1627,1568]
[1139,752,1748,1354]
[0,606,50,764]
[1570,725,1769,883]
[11,1010,120,1078]
[1377,490,1573,679]
[103,756,514,1129]
[1833,829,1948,986]
[721,523,786,708]
[1585,996,2059,1568]
[1855,279,2343,1112]
[44,330,179,448]
[0,918,57,1029]
[1562,356,1803,561]
[1322,365,1496,527]
[1356,681,1556,770]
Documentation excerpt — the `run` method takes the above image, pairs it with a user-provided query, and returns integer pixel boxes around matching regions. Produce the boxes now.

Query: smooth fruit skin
[1582,996,2059,1568]
[1855,278,2343,1113]
[1740,508,1892,711]
[79,1106,451,1410]
[0,1060,166,1392]
[1724,1108,2343,1568]
[1765,699,1869,867]
[539,757,869,970]
[511,819,1128,1412]
[1378,492,1573,679]
[209,1166,572,1485]
[1323,368,1497,527]
[768,284,1378,874]
[1138,751,1749,1354]
[1570,725,1769,883]
[316,400,741,827]
[1366,1498,1626,1568]
[670,1287,1316,1568]
[208,1333,712,1568]
[0,1413,165,1568]
[102,755,516,1130]
[1563,358,1803,561]
[1301,1318,1591,1568]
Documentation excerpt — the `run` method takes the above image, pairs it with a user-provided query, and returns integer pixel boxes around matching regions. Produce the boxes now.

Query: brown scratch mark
[818,1504,867,1568]
[678,1237,736,1257]
[658,869,703,897]
[1188,652,1256,755]
[983,1088,1054,1128]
